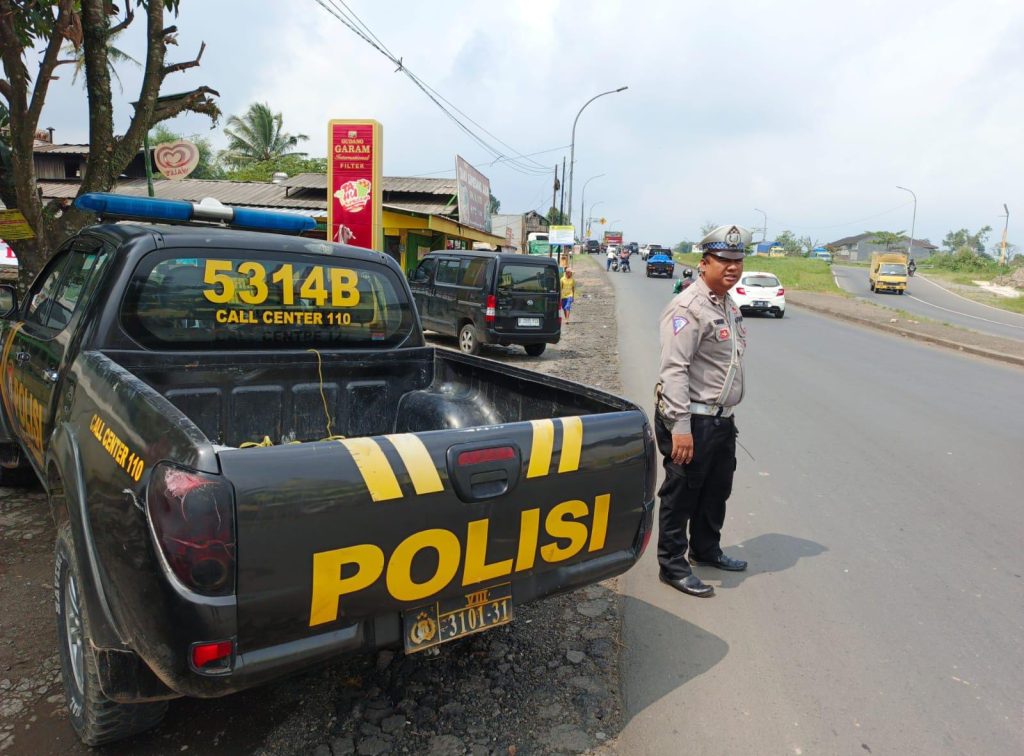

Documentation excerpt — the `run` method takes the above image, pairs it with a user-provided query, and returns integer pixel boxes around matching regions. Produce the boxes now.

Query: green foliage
[61,29,140,92]
[223,155,326,183]
[671,253,842,293]
[489,193,500,214]
[149,125,224,179]
[221,102,308,169]
[774,229,805,256]
[546,207,568,225]
[673,241,694,254]
[869,230,907,250]
[941,226,992,254]
[927,248,1001,274]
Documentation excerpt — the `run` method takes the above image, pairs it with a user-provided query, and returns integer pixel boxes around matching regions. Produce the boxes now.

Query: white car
[730,271,785,318]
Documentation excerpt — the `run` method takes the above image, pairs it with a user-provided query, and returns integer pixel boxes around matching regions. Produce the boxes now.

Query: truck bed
[107,346,631,447]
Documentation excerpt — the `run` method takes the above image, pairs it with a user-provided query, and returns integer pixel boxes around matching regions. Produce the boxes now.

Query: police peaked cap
[697,225,752,260]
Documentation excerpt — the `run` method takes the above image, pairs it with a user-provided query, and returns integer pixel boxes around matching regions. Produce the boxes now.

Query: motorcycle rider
[908,257,917,277]
[619,246,631,272]
[607,245,617,272]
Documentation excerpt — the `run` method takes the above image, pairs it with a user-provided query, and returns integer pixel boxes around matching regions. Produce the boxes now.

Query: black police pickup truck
[0,194,655,746]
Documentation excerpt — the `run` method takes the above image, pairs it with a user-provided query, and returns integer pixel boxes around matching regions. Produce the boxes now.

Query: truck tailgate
[219,411,651,652]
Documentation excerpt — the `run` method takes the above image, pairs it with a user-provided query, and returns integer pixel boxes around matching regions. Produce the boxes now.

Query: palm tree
[220,103,308,169]
[60,30,141,93]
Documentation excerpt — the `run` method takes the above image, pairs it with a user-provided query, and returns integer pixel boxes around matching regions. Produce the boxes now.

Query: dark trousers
[655,413,737,579]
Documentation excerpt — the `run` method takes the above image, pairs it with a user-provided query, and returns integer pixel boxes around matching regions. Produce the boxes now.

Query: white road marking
[916,274,1024,321]
[905,295,1024,330]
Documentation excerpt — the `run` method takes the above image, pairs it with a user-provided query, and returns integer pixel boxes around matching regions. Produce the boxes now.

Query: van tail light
[735,286,746,295]
[485,295,496,323]
[147,463,236,596]
[777,287,785,296]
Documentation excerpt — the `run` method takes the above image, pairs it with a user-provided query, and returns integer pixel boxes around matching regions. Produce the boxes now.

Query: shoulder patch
[672,316,689,334]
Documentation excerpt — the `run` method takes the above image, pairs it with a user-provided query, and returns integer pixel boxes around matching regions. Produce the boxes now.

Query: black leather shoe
[690,553,748,571]
[659,572,715,597]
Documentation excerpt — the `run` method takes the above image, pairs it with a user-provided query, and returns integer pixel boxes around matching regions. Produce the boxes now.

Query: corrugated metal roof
[33,141,92,155]
[384,201,457,217]
[283,173,458,196]
[384,176,457,195]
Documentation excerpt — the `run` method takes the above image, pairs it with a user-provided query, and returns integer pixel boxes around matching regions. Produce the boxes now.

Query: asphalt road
[832,265,1024,342]
[606,262,1024,755]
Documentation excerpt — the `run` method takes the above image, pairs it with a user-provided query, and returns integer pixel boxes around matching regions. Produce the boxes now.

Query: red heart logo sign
[153,140,200,180]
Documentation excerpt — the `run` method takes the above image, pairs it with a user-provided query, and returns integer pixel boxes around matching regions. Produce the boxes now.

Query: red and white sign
[153,139,200,180]
[0,240,16,268]
[328,120,382,250]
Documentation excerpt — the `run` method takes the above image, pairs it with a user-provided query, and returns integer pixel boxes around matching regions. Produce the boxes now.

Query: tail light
[485,294,496,323]
[777,287,785,296]
[147,463,236,596]
[190,640,234,674]
[735,286,746,295]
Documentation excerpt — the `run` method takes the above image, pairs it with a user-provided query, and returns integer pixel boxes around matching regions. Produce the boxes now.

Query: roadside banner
[549,225,575,245]
[455,156,491,233]
[153,139,200,180]
[328,120,383,250]
[0,210,34,240]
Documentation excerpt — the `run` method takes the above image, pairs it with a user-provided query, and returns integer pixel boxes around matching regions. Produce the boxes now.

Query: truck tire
[55,521,167,746]
[524,343,546,356]
[458,323,481,355]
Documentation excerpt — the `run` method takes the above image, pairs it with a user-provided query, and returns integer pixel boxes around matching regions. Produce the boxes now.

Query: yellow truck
[869,252,909,294]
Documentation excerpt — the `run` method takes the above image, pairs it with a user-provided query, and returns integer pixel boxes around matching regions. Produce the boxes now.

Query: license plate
[517,317,541,327]
[753,300,769,307]
[403,583,513,654]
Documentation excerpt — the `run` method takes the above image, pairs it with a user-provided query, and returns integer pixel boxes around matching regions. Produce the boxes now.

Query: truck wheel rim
[460,329,474,352]
[64,572,85,693]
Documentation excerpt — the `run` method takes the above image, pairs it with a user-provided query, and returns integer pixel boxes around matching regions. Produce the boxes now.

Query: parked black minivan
[409,251,561,356]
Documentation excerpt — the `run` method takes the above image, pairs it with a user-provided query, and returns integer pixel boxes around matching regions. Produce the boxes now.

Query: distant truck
[869,252,909,294]
[603,230,623,248]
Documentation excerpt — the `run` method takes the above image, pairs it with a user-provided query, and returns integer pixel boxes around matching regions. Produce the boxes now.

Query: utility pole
[896,186,917,258]
[999,204,1009,266]
[558,157,566,221]
[551,165,559,220]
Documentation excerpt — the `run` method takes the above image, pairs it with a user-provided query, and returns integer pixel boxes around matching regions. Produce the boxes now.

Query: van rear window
[497,263,557,293]
[121,250,415,349]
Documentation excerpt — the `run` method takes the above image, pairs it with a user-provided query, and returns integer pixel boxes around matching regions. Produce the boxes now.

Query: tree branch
[0,78,11,104]
[151,86,221,124]
[26,0,75,132]
[162,41,205,76]
[107,4,135,35]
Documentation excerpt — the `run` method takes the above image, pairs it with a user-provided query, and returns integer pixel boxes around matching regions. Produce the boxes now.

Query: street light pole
[567,86,628,236]
[999,203,1010,266]
[587,201,605,238]
[754,208,767,242]
[896,186,917,258]
[579,174,605,240]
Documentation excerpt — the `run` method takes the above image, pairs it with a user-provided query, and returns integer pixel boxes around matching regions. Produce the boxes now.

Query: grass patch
[916,267,1024,314]
[672,253,842,293]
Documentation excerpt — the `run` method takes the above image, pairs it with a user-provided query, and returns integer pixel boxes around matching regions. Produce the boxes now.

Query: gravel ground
[0,253,629,755]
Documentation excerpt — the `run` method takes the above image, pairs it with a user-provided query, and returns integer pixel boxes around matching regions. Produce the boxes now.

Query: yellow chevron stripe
[387,434,444,495]
[339,438,402,502]
[526,419,555,478]
[557,416,583,473]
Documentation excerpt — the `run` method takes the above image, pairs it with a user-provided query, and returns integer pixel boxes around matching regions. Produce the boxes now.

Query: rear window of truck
[497,263,558,293]
[121,250,415,349]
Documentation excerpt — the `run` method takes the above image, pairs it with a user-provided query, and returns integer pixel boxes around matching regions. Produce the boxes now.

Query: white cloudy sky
[39,0,1024,249]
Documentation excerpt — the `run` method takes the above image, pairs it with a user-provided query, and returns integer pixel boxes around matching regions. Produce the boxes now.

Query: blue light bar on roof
[76,193,193,222]
[74,192,316,234]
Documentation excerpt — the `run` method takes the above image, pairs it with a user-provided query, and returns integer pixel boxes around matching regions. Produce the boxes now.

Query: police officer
[655,225,751,597]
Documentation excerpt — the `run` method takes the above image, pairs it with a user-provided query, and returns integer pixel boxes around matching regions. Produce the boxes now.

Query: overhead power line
[311,0,552,177]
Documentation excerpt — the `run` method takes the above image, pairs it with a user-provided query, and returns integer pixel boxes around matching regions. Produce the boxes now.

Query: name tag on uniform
[713,318,726,326]
[717,326,731,341]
